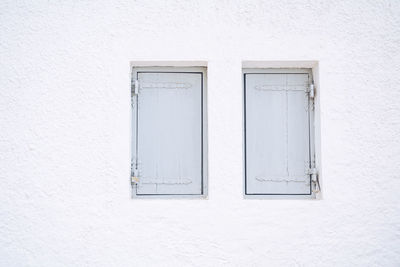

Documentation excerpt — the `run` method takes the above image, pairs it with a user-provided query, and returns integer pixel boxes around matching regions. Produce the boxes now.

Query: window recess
[131,67,207,197]
[243,69,319,197]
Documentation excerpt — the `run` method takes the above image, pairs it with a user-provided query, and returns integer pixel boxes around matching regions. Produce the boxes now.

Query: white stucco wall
[1,1,400,266]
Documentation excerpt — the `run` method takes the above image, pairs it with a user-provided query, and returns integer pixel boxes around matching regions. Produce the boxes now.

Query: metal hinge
[131,167,139,185]
[307,167,320,194]
[308,83,315,98]
[131,79,139,95]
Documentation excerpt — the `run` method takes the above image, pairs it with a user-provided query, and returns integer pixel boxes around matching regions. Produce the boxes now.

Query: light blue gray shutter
[245,73,311,194]
[134,72,203,195]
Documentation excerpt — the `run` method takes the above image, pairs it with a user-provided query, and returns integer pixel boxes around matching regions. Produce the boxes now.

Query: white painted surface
[1,1,400,266]
[245,72,311,195]
[134,71,204,195]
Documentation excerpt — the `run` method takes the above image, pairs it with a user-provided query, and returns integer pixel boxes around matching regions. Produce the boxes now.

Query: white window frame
[242,68,318,199]
[131,66,208,199]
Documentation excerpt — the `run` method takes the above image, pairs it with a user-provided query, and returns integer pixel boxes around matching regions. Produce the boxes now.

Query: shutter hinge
[131,167,139,185]
[308,83,315,98]
[131,79,139,95]
[307,167,320,194]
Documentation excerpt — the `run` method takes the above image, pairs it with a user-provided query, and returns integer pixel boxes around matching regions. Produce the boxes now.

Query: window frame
[131,66,208,199]
[242,68,317,199]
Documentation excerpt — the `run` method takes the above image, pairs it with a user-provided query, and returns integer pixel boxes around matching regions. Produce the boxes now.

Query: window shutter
[132,71,204,195]
[245,72,312,195]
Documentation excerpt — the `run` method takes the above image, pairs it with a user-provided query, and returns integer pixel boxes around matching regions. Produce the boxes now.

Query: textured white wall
[1,1,400,266]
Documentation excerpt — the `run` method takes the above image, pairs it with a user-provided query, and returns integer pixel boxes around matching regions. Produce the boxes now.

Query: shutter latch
[307,167,320,194]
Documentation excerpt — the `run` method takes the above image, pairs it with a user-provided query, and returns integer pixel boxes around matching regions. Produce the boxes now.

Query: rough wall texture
[1,1,400,266]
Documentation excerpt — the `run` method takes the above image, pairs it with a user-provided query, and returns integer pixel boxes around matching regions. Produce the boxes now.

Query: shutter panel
[134,72,203,195]
[245,73,311,195]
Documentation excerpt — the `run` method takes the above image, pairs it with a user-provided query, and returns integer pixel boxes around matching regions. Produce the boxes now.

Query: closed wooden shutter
[244,71,312,195]
[132,69,205,196]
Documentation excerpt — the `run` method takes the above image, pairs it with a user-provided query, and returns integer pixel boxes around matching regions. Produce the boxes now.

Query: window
[131,67,207,197]
[243,69,317,197]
